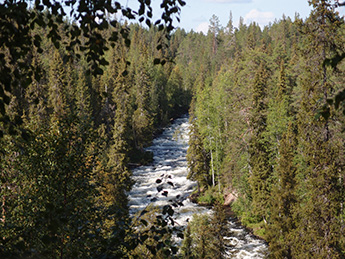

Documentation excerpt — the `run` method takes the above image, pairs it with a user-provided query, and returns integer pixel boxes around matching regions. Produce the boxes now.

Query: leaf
[0,100,5,115]
[334,89,345,110]
[146,245,157,255]
[171,246,179,254]
[3,95,11,105]
[324,52,345,68]
[139,4,145,16]
[140,219,148,226]
[110,20,117,27]
[167,206,174,216]
[99,58,109,66]
[164,249,171,256]
[177,232,184,239]
[140,209,148,216]
[122,70,128,77]
[147,10,152,18]
[14,115,23,125]
[156,179,162,183]
[157,241,164,250]
[326,98,334,105]
[178,0,186,6]
[140,234,148,243]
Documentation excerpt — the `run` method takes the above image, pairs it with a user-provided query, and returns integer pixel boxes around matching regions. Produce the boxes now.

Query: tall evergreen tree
[187,113,211,191]
[248,63,272,221]
[292,1,345,257]
[47,50,68,119]
[132,54,154,150]
[267,122,297,258]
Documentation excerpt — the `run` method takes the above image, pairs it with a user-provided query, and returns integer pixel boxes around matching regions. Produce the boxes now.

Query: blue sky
[176,0,312,33]
[127,1,345,34]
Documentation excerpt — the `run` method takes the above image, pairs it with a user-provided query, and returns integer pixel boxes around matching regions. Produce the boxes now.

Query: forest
[1,0,345,258]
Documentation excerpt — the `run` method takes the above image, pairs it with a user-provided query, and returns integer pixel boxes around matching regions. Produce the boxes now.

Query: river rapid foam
[128,115,268,258]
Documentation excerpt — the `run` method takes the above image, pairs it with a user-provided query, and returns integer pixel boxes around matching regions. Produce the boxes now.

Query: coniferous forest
[1,0,345,258]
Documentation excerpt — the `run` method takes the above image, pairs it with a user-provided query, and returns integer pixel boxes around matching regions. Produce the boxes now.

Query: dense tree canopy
[1,0,345,258]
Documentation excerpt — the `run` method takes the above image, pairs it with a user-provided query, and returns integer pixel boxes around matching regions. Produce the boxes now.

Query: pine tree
[166,65,186,117]
[209,14,221,56]
[25,49,48,128]
[75,68,93,130]
[248,63,272,221]
[267,122,297,258]
[132,54,154,150]
[187,112,211,190]
[47,50,68,119]
[264,61,292,172]
[292,1,345,257]
[209,202,227,259]
[99,50,134,257]
[181,225,193,258]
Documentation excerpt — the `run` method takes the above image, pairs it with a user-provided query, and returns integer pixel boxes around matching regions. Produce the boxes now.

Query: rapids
[128,115,268,258]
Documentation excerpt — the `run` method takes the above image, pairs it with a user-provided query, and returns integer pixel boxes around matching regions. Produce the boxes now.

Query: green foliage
[0,0,186,139]
[248,63,272,220]
[1,117,102,258]
[181,202,227,259]
[197,186,224,206]
[186,2,345,257]
[266,122,297,258]
[187,114,211,189]
[2,0,345,257]
[0,13,195,257]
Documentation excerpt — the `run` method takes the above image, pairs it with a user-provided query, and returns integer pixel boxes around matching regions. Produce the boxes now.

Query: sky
[171,0,313,33]
[124,1,345,34]
[133,0,313,34]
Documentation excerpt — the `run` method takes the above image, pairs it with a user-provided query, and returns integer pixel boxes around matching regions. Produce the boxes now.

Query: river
[128,115,268,258]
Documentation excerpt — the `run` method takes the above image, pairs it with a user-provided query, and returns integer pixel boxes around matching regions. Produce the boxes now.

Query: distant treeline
[187,1,345,258]
[1,0,345,258]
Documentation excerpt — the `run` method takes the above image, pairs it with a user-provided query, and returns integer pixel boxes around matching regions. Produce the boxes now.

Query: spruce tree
[267,122,297,258]
[292,1,345,257]
[25,49,48,128]
[248,63,272,221]
[187,112,211,190]
[99,50,133,257]
[47,50,68,119]
[132,54,154,150]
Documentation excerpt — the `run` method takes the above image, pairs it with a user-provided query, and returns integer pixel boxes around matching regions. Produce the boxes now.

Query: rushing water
[128,115,268,258]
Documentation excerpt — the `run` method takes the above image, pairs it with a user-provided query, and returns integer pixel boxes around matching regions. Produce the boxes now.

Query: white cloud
[195,22,209,34]
[204,0,252,3]
[244,9,275,27]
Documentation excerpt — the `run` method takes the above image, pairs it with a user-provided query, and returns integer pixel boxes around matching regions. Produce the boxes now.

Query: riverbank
[189,188,268,244]
[128,116,268,258]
